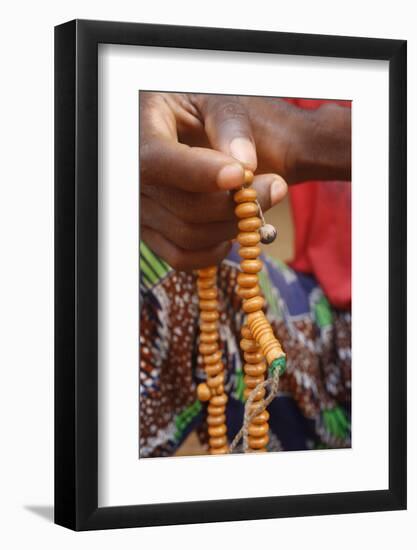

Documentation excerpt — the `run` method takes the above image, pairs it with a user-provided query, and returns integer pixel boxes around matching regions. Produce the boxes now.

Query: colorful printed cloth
[139,241,351,458]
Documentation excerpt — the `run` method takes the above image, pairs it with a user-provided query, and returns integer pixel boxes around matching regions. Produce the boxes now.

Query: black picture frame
[55,19,407,531]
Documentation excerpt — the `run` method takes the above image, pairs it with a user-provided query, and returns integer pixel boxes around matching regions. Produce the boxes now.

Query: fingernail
[230,137,257,170]
[217,163,245,189]
[270,177,287,206]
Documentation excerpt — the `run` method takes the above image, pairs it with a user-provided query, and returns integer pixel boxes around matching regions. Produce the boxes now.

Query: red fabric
[285,98,351,309]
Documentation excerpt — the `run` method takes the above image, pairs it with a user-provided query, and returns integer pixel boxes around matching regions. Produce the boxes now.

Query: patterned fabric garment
[139,241,351,458]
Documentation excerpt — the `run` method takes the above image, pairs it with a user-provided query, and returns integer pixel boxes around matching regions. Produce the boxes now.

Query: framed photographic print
[55,19,407,530]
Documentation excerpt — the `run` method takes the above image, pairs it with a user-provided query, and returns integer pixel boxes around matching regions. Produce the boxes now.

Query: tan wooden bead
[238,246,261,259]
[241,325,252,339]
[237,232,260,247]
[247,310,264,325]
[235,202,259,219]
[248,423,269,437]
[207,372,224,388]
[200,310,219,322]
[234,187,257,203]
[197,277,216,289]
[244,387,265,400]
[204,350,222,365]
[248,434,269,449]
[237,285,260,300]
[250,410,270,424]
[208,404,225,416]
[197,266,217,278]
[243,296,265,314]
[244,374,265,388]
[210,445,228,455]
[199,299,218,311]
[207,414,226,426]
[211,394,228,406]
[199,342,218,355]
[205,362,223,376]
[244,362,267,376]
[200,331,218,344]
[244,351,264,363]
[200,321,217,333]
[240,338,260,352]
[208,424,227,437]
[237,272,258,288]
[240,259,263,274]
[198,287,217,300]
[216,384,225,395]
[209,435,227,448]
[197,383,211,402]
[244,169,254,185]
[238,216,262,232]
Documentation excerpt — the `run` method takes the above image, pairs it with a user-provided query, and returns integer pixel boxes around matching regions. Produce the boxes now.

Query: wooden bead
[200,321,217,333]
[244,351,264,363]
[197,267,217,278]
[207,414,226,426]
[199,299,218,311]
[244,362,266,376]
[234,187,257,203]
[197,383,211,402]
[237,232,260,246]
[248,434,269,449]
[207,372,224,388]
[244,374,265,388]
[209,435,227,448]
[211,394,228,406]
[199,342,218,355]
[204,350,222,365]
[250,410,270,424]
[240,259,263,274]
[216,384,225,395]
[238,246,261,259]
[244,169,254,185]
[200,311,219,322]
[208,404,225,416]
[240,338,260,352]
[198,287,217,300]
[208,424,227,437]
[240,325,252,339]
[248,423,269,437]
[244,387,265,400]
[243,296,265,313]
[247,310,264,325]
[237,285,260,299]
[235,202,258,219]
[205,362,223,376]
[197,278,216,289]
[237,272,259,288]
[200,331,218,344]
[210,446,228,455]
[238,216,262,232]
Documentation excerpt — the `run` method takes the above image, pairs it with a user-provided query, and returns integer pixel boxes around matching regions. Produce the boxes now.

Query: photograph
[139,92,352,458]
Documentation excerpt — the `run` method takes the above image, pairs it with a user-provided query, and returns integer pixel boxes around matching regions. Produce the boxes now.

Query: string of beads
[196,169,286,454]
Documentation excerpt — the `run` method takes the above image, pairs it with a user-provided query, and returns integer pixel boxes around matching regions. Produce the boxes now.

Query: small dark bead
[260,224,277,244]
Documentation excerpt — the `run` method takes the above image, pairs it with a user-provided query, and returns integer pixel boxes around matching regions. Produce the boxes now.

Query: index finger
[140,137,246,192]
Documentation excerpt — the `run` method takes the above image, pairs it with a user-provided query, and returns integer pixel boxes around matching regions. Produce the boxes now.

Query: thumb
[195,95,257,171]
[252,173,288,213]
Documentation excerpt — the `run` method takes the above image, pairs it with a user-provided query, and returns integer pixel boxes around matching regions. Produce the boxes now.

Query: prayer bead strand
[196,169,285,455]
[196,267,229,455]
